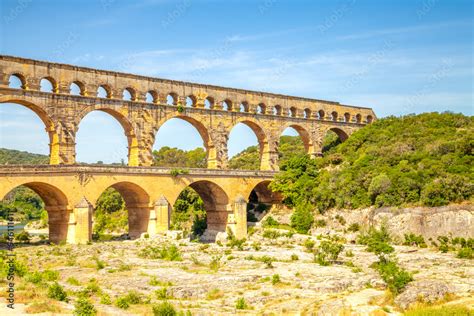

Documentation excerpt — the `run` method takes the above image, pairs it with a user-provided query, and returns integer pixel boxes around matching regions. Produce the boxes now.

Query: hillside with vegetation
[0,148,49,165]
[271,112,473,218]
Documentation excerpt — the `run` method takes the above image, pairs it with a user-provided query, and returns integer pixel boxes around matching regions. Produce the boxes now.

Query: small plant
[25,272,43,284]
[403,233,427,248]
[47,282,68,302]
[371,257,413,295]
[314,240,344,266]
[15,230,31,243]
[139,244,182,261]
[73,297,97,316]
[261,255,274,268]
[304,238,315,251]
[457,247,473,259]
[345,249,354,257]
[156,287,169,300]
[170,168,189,177]
[152,301,177,316]
[67,277,80,286]
[262,229,283,239]
[314,219,327,228]
[93,256,105,270]
[206,288,224,300]
[42,269,59,281]
[291,254,299,261]
[262,216,279,228]
[335,214,346,226]
[115,296,130,309]
[347,223,360,232]
[236,297,249,310]
[176,104,185,113]
[100,293,111,305]
[357,224,394,255]
[271,274,281,285]
[209,256,221,272]
[252,242,261,251]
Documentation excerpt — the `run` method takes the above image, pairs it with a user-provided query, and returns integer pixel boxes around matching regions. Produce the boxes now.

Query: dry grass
[24,299,62,314]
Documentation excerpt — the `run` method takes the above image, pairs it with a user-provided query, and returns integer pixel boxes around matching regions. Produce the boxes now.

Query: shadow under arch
[155,115,215,168]
[93,181,151,239]
[187,180,229,239]
[77,106,139,166]
[0,97,59,164]
[328,127,349,142]
[2,182,69,244]
[229,118,269,170]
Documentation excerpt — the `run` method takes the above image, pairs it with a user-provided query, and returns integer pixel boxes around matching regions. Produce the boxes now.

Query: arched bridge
[0,55,376,244]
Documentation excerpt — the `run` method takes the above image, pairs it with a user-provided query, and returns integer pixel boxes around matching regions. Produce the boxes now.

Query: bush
[372,258,413,295]
[25,271,43,284]
[357,225,394,255]
[47,282,68,302]
[152,301,177,316]
[115,297,130,309]
[304,238,315,251]
[15,230,31,243]
[335,214,346,226]
[236,297,249,310]
[272,274,281,285]
[457,247,473,259]
[290,203,314,234]
[73,298,97,316]
[314,240,344,265]
[347,223,360,232]
[314,219,327,228]
[139,244,182,261]
[262,216,279,227]
[42,269,59,281]
[403,233,427,248]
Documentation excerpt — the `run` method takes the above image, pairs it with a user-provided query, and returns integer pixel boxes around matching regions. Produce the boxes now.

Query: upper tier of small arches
[6,73,374,124]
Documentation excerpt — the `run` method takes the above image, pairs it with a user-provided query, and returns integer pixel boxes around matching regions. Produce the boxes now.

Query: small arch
[256,103,266,114]
[70,81,85,96]
[122,87,136,101]
[248,180,282,205]
[167,93,178,105]
[186,95,197,107]
[367,115,374,123]
[204,97,214,109]
[40,77,57,93]
[344,112,351,122]
[331,111,338,121]
[273,105,282,115]
[303,108,311,119]
[356,113,362,123]
[145,90,158,103]
[97,85,111,98]
[318,110,325,120]
[239,101,249,112]
[222,99,232,111]
[289,107,297,117]
[8,73,27,89]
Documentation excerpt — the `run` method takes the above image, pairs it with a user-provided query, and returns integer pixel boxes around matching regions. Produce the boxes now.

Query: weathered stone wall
[323,204,474,239]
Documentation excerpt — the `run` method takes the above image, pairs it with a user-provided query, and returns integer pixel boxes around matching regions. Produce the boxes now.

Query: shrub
[236,297,249,310]
[291,254,299,261]
[457,247,473,259]
[357,225,394,255]
[25,271,43,284]
[260,255,274,268]
[290,203,314,234]
[403,233,427,248]
[372,258,413,295]
[304,238,315,251]
[42,269,59,281]
[335,214,346,226]
[47,282,68,302]
[100,293,111,305]
[262,216,279,227]
[15,230,31,243]
[314,240,344,265]
[314,219,327,228]
[73,298,97,316]
[262,229,283,239]
[347,223,360,232]
[139,244,182,261]
[115,297,130,309]
[272,274,281,285]
[209,256,221,272]
[156,287,169,300]
[153,301,177,316]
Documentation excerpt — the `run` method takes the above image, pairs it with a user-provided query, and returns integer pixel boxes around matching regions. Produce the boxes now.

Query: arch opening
[8,74,26,89]
[0,101,55,163]
[246,180,282,225]
[97,85,111,98]
[228,121,267,170]
[221,100,232,111]
[318,110,325,120]
[288,107,297,117]
[344,113,351,122]
[256,103,266,114]
[166,93,178,105]
[304,108,311,119]
[122,88,136,101]
[153,117,208,168]
[1,182,69,244]
[239,102,249,113]
[186,95,196,107]
[278,126,307,166]
[367,115,374,123]
[273,105,282,116]
[322,128,349,153]
[331,111,338,122]
[70,81,84,96]
[40,78,56,93]
[93,182,150,240]
[204,97,214,109]
[76,109,135,165]
[356,113,362,123]
[146,91,157,103]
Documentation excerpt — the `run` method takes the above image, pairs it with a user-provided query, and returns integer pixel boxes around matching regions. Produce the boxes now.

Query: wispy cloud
[336,20,473,40]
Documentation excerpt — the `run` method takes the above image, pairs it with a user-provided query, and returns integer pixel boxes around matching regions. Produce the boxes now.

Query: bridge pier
[148,196,171,235]
[128,203,151,238]
[67,197,93,244]
[47,206,70,244]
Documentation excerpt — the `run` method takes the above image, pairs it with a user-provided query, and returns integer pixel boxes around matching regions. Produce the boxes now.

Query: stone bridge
[0,55,376,244]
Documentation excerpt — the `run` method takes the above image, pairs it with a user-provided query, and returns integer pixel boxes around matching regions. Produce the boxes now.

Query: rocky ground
[1,221,473,316]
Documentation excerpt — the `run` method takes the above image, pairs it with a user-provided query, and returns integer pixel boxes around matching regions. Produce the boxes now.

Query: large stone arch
[92,181,151,238]
[0,97,60,164]
[187,180,229,235]
[246,180,282,204]
[77,106,140,166]
[1,182,69,244]
[155,114,216,168]
[328,127,349,142]
[277,123,314,155]
[229,118,272,170]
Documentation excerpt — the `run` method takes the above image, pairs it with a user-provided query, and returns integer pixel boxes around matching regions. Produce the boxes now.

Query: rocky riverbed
[1,222,473,315]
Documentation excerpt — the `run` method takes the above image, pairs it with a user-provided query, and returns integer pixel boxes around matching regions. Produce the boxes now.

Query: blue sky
[0,0,472,163]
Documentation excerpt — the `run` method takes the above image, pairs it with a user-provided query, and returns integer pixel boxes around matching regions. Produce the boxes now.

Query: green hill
[271,112,473,211]
[0,148,49,165]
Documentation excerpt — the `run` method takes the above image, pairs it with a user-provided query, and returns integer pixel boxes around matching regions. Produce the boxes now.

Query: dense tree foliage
[271,112,473,212]
[0,148,49,165]
[0,187,46,223]
[152,146,206,168]
[229,135,305,170]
